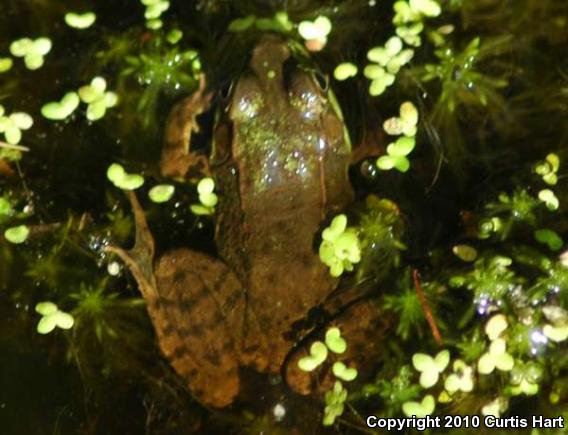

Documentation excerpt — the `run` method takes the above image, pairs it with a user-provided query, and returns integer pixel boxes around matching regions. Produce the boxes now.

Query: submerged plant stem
[413,269,443,346]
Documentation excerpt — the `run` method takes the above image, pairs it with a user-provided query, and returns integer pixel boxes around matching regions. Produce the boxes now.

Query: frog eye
[314,71,329,91]
[289,71,328,120]
[219,80,234,101]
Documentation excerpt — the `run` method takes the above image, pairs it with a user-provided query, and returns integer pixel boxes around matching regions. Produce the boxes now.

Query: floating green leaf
[106,163,144,190]
[325,327,347,354]
[298,16,332,41]
[149,184,175,203]
[402,394,436,418]
[332,362,358,382]
[64,12,96,29]
[333,63,358,81]
[0,58,13,73]
[534,229,563,251]
[4,225,30,244]
[298,341,328,372]
[412,349,450,388]
[41,92,80,120]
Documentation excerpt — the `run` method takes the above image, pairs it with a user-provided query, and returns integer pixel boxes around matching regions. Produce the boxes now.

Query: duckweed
[333,63,358,81]
[78,77,119,121]
[9,37,52,70]
[444,360,474,393]
[323,381,347,426]
[412,349,449,388]
[477,339,514,374]
[325,327,347,354]
[332,362,358,382]
[0,57,13,73]
[35,301,74,334]
[64,12,96,29]
[148,184,175,203]
[298,16,332,41]
[190,177,218,215]
[0,106,33,145]
[41,92,80,121]
[106,163,144,190]
[297,341,328,372]
[319,214,361,277]
[534,229,563,251]
[4,224,29,244]
[402,394,435,418]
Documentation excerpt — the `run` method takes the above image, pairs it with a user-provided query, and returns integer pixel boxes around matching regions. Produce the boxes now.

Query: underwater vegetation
[0,0,567,433]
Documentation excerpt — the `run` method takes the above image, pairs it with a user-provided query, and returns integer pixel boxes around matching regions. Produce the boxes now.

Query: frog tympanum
[109,35,386,408]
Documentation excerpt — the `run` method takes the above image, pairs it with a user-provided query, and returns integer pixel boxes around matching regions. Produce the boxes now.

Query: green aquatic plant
[0,106,33,145]
[533,153,560,186]
[452,244,478,262]
[362,0,441,97]
[477,338,514,374]
[444,359,474,393]
[78,77,119,121]
[419,37,508,114]
[298,15,332,49]
[325,327,347,354]
[70,283,144,342]
[333,63,358,81]
[377,101,419,172]
[41,92,80,121]
[332,361,358,382]
[9,37,52,70]
[402,394,436,417]
[480,189,543,239]
[64,12,96,29]
[121,39,201,123]
[323,381,347,426]
[508,361,543,396]
[356,196,405,281]
[4,224,29,244]
[140,0,170,30]
[190,177,217,215]
[148,184,175,203]
[449,255,517,309]
[35,301,74,334]
[383,271,443,341]
[318,214,362,277]
[534,229,563,252]
[228,11,293,34]
[106,163,144,190]
[298,327,348,372]
[0,57,13,73]
[538,189,559,211]
[297,341,328,372]
[412,349,450,388]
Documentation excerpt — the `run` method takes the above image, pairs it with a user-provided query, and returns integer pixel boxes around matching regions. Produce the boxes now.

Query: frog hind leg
[285,299,392,395]
[106,192,243,407]
[153,249,246,408]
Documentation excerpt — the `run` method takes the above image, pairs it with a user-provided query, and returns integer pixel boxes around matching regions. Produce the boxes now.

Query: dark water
[1,0,567,434]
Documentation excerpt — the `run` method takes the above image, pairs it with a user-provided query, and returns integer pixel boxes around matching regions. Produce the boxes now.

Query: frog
[108,35,387,408]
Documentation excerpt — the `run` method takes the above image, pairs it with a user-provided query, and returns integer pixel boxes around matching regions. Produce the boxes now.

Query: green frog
[109,35,386,408]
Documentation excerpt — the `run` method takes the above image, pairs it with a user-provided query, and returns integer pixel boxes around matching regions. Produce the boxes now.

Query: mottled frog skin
[111,35,386,408]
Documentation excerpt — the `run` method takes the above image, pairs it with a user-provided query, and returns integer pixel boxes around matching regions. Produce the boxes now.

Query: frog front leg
[160,74,212,180]
[107,192,265,407]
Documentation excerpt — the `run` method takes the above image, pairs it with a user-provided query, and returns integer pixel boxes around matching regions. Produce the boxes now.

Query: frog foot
[105,191,158,302]
[161,74,213,180]
[285,299,390,395]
